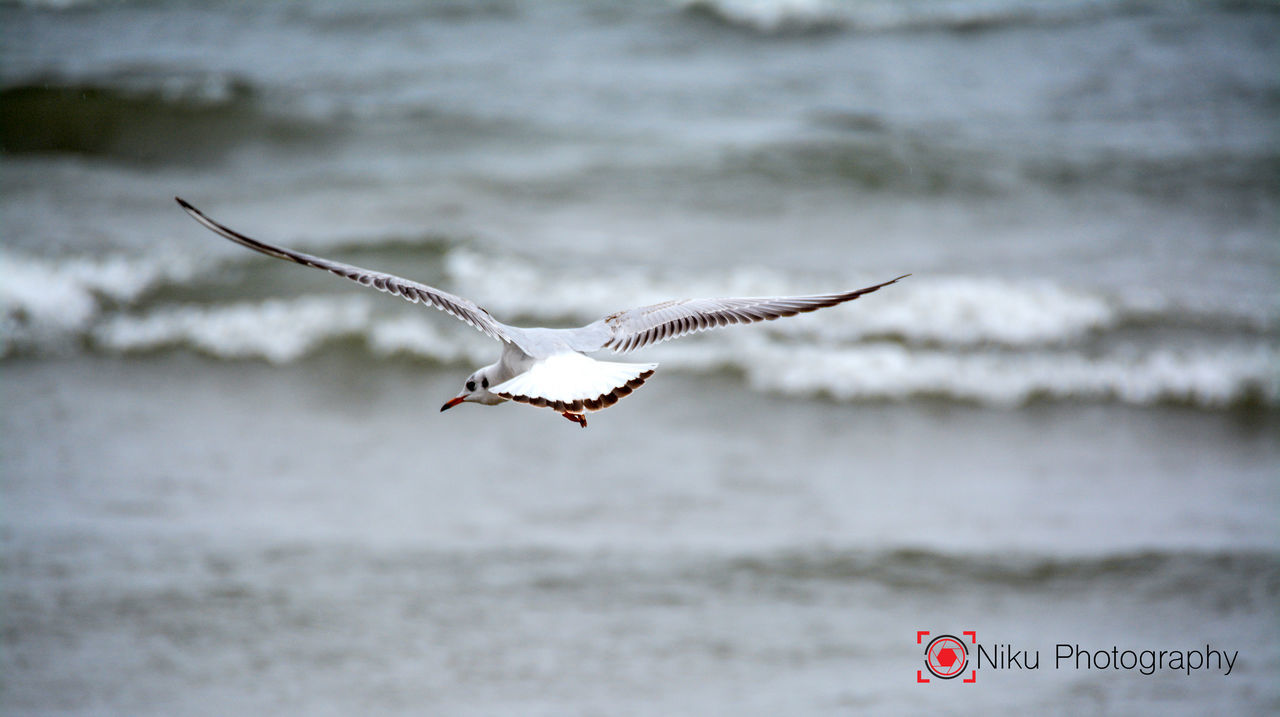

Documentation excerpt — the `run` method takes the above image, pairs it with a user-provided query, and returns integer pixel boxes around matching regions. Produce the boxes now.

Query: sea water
[2,1,1277,714]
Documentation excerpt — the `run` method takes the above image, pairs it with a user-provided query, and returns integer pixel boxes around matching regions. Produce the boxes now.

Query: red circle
[925,635,968,679]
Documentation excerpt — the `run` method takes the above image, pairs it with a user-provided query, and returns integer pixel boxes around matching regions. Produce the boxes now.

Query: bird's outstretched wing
[587,274,909,353]
[175,197,516,345]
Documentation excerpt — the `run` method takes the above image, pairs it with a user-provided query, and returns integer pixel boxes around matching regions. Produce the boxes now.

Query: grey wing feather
[588,274,910,353]
[175,197,516,345]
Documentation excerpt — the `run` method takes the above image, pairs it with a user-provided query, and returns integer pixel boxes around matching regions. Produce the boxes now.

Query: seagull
[176,197,907,427]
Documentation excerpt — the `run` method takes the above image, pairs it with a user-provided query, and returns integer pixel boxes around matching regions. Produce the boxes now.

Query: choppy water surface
[2,1,1277,714]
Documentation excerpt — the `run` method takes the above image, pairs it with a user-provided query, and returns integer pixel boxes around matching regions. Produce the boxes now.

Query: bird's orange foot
[561,412,587,428]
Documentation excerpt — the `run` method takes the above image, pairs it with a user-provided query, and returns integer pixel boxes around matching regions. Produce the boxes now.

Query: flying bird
[176,197,907,427]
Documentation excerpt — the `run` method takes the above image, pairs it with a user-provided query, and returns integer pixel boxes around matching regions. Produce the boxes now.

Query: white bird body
[176,197,907,427]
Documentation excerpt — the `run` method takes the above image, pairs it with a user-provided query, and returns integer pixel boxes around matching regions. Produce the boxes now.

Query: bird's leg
[561,412,587,428]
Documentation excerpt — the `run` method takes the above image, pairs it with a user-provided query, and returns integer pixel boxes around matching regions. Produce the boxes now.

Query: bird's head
[440,365,505,411]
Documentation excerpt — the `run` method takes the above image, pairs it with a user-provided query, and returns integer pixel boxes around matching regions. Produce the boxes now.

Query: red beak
[440,396,466,412]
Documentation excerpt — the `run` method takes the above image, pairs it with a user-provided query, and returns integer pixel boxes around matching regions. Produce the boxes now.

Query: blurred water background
[2,0,1278,714]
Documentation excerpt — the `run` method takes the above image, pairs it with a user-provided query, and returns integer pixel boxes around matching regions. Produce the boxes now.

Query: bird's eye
[466,380,476,392]
[482,377,489,389]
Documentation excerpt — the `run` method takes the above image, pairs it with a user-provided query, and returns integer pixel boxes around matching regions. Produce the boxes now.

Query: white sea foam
[0,245,1205,356]
[738,342,1280,408]
[92,295,499,367]
[6,246,1276,408]
[367,314,495,365]
[676,0,845,33]
[93,296,376,364]
[446,250,1119,347]
[86,292,1278,408]
[0,250,196,357]
[674,0,1114,34]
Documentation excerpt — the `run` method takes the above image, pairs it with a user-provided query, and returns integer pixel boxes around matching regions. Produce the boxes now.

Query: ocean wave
[712,547,1280,598]
[1024,150,1280,204]
[0,0,99,8]
[724,131,1280,202]
[0,74,328,163]
[9,238,1270,355]
[675,0,1276,37]
[677,0,847,34]
[423,546,1280,604]
[736,341,1279,408]
[5,245,1276,409]
[0,250,197,356]
[290,0,520,31]
[675,0,1093,36]
[446,250,1120,347]
[92,296,377,365]
[91,295,496,366]
[723,135,1000,195]
[83,297,1278,409]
